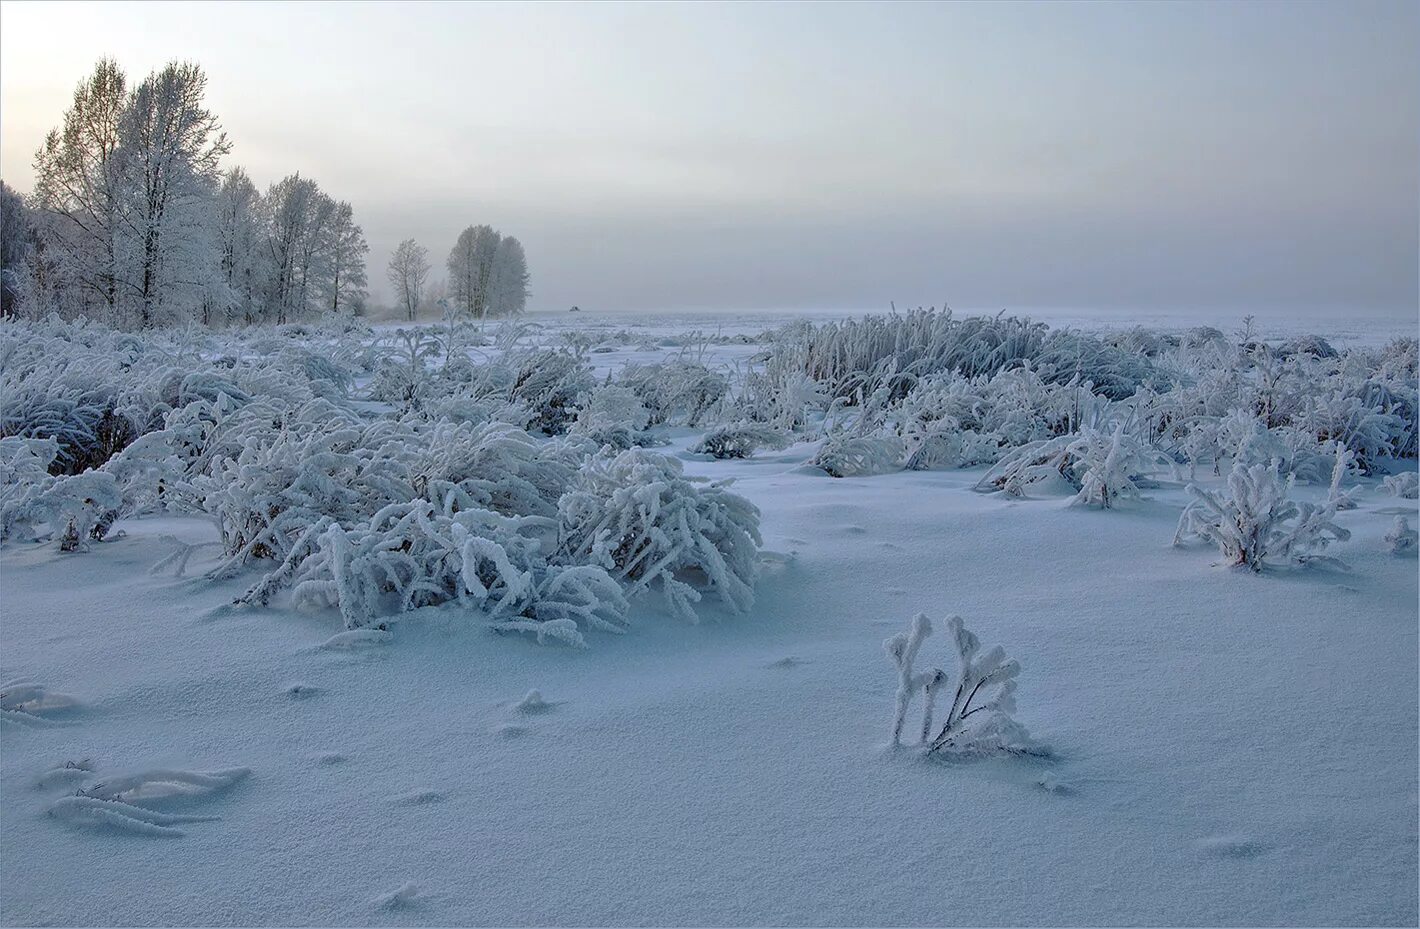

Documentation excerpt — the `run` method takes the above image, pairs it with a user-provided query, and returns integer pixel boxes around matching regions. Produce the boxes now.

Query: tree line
[0,58,530,328]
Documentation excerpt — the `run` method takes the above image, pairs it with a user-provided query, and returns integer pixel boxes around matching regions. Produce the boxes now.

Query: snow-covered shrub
[368,328,441,411]
[615,361,729,427]
[1381,471,1418,499]
[1173,462,1350,571]
[504,349,595,436]
[556,448,761,621]
[1067,424,1162,509]
[1384,517,1417,555]
[1325,442,1362,511]
[810,434,905,478]
[885,613,1044,758]
[570,385,656,449]
[691,423,790,460]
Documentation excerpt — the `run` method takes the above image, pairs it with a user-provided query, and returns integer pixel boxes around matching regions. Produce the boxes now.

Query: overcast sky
[2,0,1416,315]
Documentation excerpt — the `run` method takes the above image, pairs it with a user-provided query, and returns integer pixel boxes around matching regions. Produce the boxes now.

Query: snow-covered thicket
[0,316,763,642]
[690,422,790,460]
[885,613,1044,757]
[1173,462,1350,571]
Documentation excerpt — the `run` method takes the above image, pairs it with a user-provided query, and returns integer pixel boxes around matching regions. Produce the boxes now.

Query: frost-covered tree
[387,238,430,322]
[113,61,230,328]
[321,201,368,317]
[30,58,129,320]
[447,224,500,319]
[0,181,35,317]
[215,167,264,324]
[488,235,529,316]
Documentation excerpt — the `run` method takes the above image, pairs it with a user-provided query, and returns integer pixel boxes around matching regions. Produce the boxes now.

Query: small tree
[387,238,430,322]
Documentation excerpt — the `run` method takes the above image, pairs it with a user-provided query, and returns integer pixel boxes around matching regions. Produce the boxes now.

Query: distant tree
[489,234,529,315]
[215,167,263,324]
[446,224,500,319]
[323,201,368,317]
[387,238,430,321]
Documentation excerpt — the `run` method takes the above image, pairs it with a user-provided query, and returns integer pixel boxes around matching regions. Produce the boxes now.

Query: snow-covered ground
[2,308,1417,926]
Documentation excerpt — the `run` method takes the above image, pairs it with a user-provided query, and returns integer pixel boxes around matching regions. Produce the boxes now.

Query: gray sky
[2,0,1416,315]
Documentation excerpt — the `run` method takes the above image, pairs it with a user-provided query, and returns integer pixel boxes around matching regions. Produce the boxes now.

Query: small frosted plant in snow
[1068,424,1160,509]
[884,613,1045,758]
[1385,517,1417,555]
[1173,461,1350,571]
[1381,471,1418,499]
[1325,442,1362,511]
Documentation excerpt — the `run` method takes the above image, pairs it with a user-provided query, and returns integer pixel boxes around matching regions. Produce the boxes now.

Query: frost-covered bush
[570,385,656,449]
[1384,517,1417,556]
[504,349,595,435]
[885,613,1045,758]
[691,423,790,460]
[556,448,761,621]
[277,502,622,646]
[1067,424,1162,509]
[615,361,729,427]
[1381,471,1418,499]
[1173,461,1350,571]
[810,434,905,478]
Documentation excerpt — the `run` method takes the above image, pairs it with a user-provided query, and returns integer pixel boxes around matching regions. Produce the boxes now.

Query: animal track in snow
[313,752,348,766]
[285,682,324,699]
[766,656,808,669]
[1,681,80,727]
[394,789,446,805]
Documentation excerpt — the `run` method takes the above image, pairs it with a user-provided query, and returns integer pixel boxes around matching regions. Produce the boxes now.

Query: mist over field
[2,0,1416,316]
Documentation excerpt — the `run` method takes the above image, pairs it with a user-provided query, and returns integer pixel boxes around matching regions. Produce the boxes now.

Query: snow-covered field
[2,308,1416,926]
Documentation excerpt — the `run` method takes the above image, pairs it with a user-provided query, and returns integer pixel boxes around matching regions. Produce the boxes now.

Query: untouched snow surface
[2,309,1417,925]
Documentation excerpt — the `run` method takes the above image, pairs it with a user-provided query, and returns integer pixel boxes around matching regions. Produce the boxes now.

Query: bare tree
[387,238,430,321]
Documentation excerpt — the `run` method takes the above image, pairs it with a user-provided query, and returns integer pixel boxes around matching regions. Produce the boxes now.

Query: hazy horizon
[2,0,1416,317]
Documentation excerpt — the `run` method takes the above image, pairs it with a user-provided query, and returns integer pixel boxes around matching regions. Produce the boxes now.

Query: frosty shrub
[504,349,595,436]
[1384,517,1417,555]
[1173,461,1350,571]
[691,423,790,460]
[556,448,761,621]
[1067,424,1162,509]
[615,361,729,427]
[1381,471,1419,499]
[885,613,1045,758]
[1325,442,1362,510]
[810,434,905,477]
